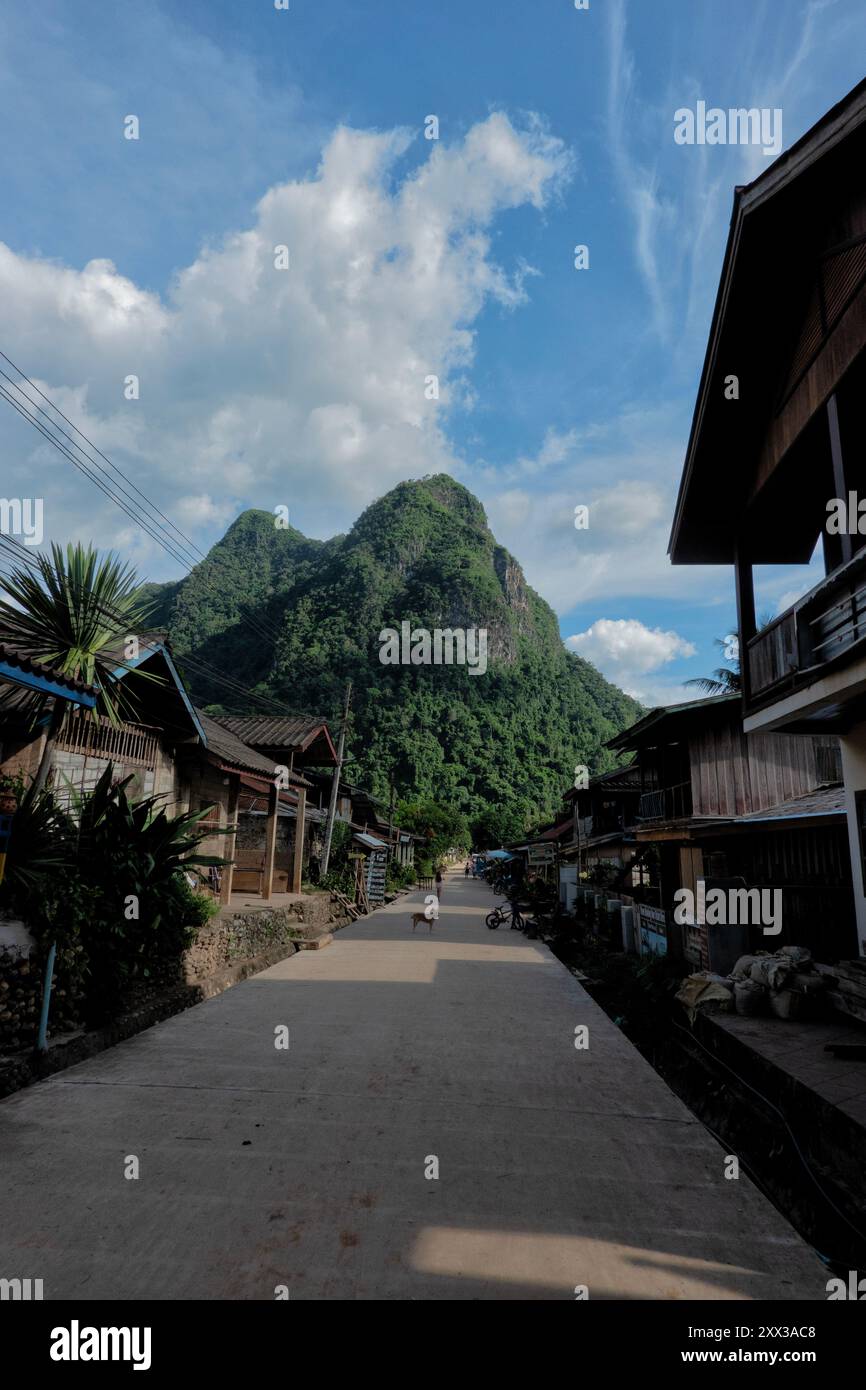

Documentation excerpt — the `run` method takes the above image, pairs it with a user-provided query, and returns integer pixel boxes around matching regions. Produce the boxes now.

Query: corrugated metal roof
[0,644,97,701]
[533,818,574,842]
[607,694,738,751]
[354,831,387,850]
[215,714,333,752]
[734,785,846,824]
[591,761,642,791]
[195,710,278,777]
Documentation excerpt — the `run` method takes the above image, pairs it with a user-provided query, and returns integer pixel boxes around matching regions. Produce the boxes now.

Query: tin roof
[0,644,97,705]
[354,831,387,850]
[607,694,739,751]
[733,785,846,824]
[195,710,278,778]
[214,714,335,758]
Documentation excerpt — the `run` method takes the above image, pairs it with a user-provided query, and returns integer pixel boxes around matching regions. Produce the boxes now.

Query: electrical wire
[0,352,291,649]
[0,533,298,718]
[0,365,202,571]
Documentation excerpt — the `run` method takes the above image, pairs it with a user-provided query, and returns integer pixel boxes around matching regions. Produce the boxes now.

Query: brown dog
[410,911,434,932]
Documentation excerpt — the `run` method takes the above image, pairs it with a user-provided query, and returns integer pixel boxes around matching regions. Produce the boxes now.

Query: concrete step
[296,932,333,951]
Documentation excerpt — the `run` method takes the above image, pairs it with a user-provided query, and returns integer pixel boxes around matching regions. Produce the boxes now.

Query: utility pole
[388,773,396,862]
[320,681,351,878]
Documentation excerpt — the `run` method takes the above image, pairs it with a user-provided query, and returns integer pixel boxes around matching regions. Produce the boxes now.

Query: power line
[0,532,296,718]
[171,652,304,717]
[0,366,202,571]
[0,355,291,651]
[0,349,204,565]
[0,382,196,573]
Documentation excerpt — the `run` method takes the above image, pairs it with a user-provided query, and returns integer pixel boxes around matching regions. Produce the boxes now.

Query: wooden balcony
[746,548,866,713]
[57,709,161,768]
[637,781,693,822]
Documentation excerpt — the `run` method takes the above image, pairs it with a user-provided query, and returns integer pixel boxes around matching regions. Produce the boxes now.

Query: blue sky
[0,0,864,704]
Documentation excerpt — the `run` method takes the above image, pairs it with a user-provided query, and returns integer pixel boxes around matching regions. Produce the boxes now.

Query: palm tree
[684,634,742,696]
[0,542,156,794]
[685,614,775,696]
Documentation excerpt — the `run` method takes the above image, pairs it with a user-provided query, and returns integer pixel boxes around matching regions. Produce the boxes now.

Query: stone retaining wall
[0,892,351,1095]
[0,940,84,1054]
[185,892,346,982]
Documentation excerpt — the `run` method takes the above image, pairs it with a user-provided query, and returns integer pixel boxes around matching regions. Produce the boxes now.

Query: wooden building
[300,768,421,870]
[565,763,644,887]
[669,78,866,956]
[212,715,337,776]
[0,638,310,904]
[607,695,854,962]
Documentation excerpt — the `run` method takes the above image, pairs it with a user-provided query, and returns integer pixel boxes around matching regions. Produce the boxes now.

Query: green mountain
[145,476,642,826]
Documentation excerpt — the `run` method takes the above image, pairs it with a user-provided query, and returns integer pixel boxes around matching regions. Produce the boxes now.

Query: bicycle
[486,900,526,931]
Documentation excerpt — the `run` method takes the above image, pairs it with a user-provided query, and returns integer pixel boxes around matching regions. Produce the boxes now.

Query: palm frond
[0,542,158,726]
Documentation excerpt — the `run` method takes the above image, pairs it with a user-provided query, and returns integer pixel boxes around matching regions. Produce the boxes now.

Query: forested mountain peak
[146,477,642,826]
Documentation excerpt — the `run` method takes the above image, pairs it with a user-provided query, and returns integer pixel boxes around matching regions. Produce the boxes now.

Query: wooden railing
[746,549,866,707]
[748,611,800,695]
[638,781,692,822]
[57,710,160,768]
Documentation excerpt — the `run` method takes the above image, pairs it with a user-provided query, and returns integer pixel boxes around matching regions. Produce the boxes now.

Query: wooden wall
[689,719,838,817]
[699,824,856,960]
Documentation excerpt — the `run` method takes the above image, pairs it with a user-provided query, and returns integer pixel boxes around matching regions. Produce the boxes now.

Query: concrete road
[0,873,827,1299]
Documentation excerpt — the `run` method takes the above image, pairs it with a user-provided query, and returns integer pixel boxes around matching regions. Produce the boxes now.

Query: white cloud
[565,617,696,703]
[605,0,675,342]
[504,426,582,481]
[0,112,572,576]
[483,406,728,613]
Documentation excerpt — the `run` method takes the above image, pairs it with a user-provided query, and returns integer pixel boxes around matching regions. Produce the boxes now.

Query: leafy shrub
[386,860,415,892]
[319,866,354,896]
[70,766,224,1020]
[1,766,224,1027]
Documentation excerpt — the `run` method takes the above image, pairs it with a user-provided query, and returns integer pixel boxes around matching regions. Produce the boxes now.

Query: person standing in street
[435,868,443,901]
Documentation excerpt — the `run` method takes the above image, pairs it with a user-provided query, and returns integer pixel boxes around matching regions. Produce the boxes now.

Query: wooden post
[827,393,853,568]
[262,780,279,901]
[734,541,755,707]
[321,683,351,877]
[220,777,240,905]
[292,787,306,894]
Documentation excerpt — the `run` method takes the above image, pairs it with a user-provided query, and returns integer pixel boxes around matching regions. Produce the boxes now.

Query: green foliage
[0,775,72,897]
[386,860,416,892]
[152,477,643,822]
[471,803,528,849]
[0,767,224,1026]
[0,541,157,726]
[70,767,223,1019]
[318,820,355,896]
[396,796,469,866]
